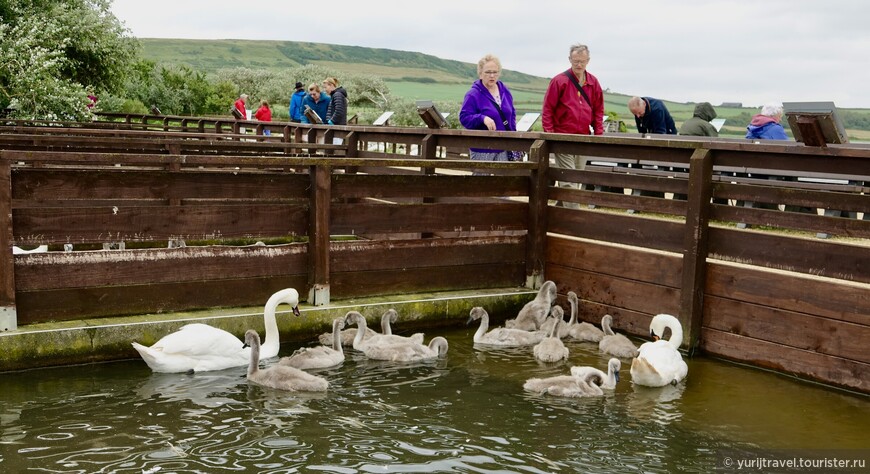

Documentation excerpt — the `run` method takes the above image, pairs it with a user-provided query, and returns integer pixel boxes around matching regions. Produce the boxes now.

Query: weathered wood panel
[332,263,525,298]
[13,205,309,244]
[331,236,524,272]
[705,263,868,325]
[703,295,869,364]
[15,275,309,323]
[701,329,869,393]
[547,207,685,253]
[333,174,528,199]
[12,169,309,201]
[14,245,308,291]
[331,202,527,235]
[547,236,682,287]
[708,227,869,284]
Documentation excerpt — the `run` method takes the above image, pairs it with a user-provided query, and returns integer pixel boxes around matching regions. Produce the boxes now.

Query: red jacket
[542,70,604,135]
[254,106,271,122]
[234,99,246,118]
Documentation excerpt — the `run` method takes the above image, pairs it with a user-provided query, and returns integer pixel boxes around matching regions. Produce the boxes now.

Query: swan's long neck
[247,337,261,376]
[262,291,296,355]
[473,312,489,343]
[665,316,684,350]
[602,317,614,336]
[381,312,393,335]
[332,320,344,353]
[568,296,578,325]
[353,315,367,348]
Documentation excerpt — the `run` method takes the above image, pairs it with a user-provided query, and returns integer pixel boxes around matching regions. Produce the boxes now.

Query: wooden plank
[547,206,685,253]
[13,245,308,291]
[550,167,688,194]
[13,204,309,243]
[549,187,686,215]
[309,165,331,302]
[333,174,528,199]
[546,264,681,324]
[12,169,309,201]
[705,262,869,325]
[547,236,682,288]
[703,295,870,363]
[331,236,524,272]
[331,201,527,235]
[701,328,869,393]
[711,204,870,238]
[0,160,14,310]
[680,148,713,353]
[15,275,309,324]
[332,262,525,299]
[526,140,549,287]
[708,227,870,284]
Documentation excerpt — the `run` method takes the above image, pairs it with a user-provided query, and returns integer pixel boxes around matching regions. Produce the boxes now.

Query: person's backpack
[230,106,244,119]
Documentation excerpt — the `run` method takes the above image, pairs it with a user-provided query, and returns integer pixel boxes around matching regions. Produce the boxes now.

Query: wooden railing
[1,117,867,392]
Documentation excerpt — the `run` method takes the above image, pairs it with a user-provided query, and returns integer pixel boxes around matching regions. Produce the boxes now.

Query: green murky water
[1,322,868,473]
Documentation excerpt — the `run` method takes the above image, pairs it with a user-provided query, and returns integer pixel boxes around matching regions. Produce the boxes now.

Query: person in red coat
[233,94,248,119]
[541,43,605,208]
[253,100,272,135]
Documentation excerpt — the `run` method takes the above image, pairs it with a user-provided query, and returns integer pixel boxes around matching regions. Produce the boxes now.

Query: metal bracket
[1,306,17,332]
[308,284,330,306]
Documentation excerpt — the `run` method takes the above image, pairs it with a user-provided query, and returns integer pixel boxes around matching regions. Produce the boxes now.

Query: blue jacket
[745,115,788,140]
[459,79,516,152]
[635,97,677,135]
[300,92,330,124]
[289,90,306,122]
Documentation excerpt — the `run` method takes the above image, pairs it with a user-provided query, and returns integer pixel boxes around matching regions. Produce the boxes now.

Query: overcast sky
[110,0,869,109]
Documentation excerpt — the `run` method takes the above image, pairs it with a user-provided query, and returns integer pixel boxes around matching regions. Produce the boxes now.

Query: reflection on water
[1,323,868,472]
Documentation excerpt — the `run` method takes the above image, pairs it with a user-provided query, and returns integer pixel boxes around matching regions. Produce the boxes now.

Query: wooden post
[0,157,17,331]
[525,139,549,289]
[420,134,437,239]
[308,164,331,305]
[679,147,713,355]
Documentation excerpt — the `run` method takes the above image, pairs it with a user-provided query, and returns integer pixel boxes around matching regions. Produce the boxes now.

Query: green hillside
[137,38,869,139]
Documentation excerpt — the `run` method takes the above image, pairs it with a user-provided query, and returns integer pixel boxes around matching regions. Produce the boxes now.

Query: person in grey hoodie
[679,102,719,137]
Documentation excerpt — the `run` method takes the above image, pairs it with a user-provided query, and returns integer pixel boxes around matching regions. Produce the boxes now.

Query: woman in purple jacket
[459,54,518,163]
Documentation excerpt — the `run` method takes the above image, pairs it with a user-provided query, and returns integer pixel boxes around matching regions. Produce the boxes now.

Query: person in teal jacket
[300,83,330,124]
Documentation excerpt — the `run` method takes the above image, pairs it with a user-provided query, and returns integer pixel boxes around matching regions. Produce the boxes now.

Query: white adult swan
[630,313,689,387]
[505,280,556,331]
[533,306,569,362]
[565,291,604,342]
[523,371,608,398]
[132,288,301,373]
[570,358,621,390]
[468,307,545,347]
[244,330,328,392]
[280,317,345,370]
[361,336,449,362]
[598,314,639,359]
[344,311,424,351]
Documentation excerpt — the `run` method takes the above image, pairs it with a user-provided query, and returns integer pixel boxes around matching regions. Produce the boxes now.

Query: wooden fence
[1,116,867,392]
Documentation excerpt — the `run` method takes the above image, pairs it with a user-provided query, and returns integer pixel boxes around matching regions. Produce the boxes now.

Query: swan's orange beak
[653,335,660,341]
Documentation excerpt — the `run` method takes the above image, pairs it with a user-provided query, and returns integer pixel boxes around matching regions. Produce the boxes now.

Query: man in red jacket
[541,43,604,208]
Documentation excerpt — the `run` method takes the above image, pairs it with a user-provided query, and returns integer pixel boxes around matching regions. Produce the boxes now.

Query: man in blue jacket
[628,96,676,135]
[288,82,306,123]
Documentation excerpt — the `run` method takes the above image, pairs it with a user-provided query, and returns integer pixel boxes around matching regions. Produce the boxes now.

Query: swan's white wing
[149,324,245,357]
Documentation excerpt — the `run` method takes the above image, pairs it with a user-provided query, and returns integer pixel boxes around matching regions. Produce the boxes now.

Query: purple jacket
[459,80,516,152]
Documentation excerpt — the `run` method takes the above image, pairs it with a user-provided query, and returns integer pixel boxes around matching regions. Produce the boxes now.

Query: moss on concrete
[0,288,535,372]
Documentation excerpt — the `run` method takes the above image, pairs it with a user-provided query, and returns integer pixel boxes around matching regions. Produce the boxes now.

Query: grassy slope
[139,38,867,138]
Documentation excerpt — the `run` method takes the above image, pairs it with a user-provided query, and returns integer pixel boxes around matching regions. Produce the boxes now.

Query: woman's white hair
[761,102,783,117]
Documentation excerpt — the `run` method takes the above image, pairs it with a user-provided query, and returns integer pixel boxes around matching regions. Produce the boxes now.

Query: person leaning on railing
[459,54,518,163]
